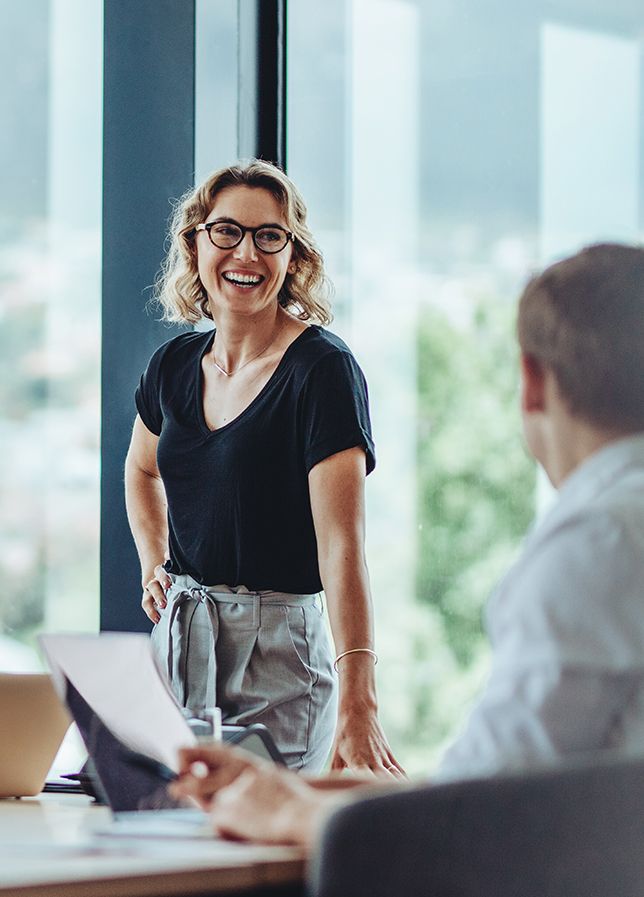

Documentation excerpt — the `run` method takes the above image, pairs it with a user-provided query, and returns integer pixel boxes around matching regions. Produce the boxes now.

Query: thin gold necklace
[212,322,282,377]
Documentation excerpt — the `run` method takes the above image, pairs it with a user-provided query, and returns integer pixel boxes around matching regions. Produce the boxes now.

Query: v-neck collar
[194,325,316,436]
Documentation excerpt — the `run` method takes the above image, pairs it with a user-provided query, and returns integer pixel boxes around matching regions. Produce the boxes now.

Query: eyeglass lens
[208,223,288,253]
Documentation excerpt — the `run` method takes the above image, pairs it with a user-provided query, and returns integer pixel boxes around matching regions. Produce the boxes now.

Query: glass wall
[0,0,103,671]
[288,0,644,773]
[192,0,238,343]
[195,0,239,182]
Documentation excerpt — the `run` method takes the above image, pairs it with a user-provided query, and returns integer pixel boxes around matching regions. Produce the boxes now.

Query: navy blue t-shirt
[134,325,375,593]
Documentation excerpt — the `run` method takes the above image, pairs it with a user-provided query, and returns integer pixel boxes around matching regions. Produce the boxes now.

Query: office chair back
[309,754,644,897]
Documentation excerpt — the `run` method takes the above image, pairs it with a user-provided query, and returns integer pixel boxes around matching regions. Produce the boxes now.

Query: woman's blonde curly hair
[154,159,333,326]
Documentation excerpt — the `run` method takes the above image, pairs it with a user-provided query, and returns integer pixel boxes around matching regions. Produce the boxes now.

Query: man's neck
[547,417,630,488]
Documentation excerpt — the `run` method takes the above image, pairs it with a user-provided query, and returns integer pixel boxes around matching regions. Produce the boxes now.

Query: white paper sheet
[39,632,196,771]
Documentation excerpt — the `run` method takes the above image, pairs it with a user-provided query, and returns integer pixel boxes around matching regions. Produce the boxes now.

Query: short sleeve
[134,343,167,436]
[298,350,376,474]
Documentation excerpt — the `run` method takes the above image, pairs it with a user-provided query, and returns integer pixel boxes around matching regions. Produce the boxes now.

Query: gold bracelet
[333,648,378,672]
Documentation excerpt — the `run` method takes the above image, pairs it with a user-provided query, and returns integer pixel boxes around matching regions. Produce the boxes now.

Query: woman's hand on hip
[141,564,172,624]
[329,708,406,779]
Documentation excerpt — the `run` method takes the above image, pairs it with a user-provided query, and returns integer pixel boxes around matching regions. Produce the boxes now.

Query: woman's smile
[221,269,265,289]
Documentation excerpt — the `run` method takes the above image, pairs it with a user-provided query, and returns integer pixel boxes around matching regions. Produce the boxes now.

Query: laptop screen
[64,676,182,812]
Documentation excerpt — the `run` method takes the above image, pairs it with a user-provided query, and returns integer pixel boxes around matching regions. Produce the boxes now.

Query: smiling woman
[194,186,298,342]
[123,160,402,776]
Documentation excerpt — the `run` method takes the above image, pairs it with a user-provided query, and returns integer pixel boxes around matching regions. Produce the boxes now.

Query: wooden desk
[0,794,306,896]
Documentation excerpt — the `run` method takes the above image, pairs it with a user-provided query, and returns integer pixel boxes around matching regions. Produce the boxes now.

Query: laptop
[0,673,70,798]
[39,633,284,837]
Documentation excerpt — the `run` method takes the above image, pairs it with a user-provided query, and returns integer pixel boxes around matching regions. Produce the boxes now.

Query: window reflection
[0,1,102,670]
[288,0,644,772]
[195,0,239,182]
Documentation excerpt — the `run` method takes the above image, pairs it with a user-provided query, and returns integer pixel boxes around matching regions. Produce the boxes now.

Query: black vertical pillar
[238,0,287,167]
[101,0,195,632]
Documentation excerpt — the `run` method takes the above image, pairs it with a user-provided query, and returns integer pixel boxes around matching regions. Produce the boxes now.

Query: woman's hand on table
[329,707,406,779]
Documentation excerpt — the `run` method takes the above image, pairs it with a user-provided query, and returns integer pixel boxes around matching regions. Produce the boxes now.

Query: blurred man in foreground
[171,243,644,848]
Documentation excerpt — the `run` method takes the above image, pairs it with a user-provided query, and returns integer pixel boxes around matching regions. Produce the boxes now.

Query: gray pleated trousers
[150,574,337,772]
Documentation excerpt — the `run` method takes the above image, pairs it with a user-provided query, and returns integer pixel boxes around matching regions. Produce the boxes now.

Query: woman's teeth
[223,272,263,286]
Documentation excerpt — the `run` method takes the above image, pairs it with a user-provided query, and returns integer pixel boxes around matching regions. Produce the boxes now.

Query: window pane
[195,0,239,181]
[288,0,644,773]
[0,0,103,671]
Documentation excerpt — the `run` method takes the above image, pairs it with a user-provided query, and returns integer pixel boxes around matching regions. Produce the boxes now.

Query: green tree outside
[405,297,536,766]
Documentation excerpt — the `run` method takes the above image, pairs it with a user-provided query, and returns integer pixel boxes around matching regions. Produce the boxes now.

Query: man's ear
[520,352,546,414]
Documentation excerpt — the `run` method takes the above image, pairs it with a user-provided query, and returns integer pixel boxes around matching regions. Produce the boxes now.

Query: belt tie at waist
[159,577,320,713]
[164,586,219,711]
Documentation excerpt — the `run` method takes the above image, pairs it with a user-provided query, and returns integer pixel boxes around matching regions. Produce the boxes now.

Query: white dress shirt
[436,434,644,782]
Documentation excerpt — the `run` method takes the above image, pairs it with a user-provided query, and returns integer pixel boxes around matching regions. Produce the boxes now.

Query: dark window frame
[100,0,287,631]
[238,0,287,167]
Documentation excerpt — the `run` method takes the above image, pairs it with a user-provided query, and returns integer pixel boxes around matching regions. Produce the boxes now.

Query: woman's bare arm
[308,446,404,776]
[124,415,171,622]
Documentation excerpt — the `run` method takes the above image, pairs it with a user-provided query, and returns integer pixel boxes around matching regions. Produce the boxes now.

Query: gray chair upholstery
[308,754,644,897]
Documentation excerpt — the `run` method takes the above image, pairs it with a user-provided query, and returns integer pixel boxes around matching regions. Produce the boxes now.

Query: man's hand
[170,743,259,809]
[170,743,349,847]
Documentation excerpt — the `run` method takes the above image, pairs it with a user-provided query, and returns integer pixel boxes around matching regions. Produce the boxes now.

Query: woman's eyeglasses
[193,220,295,254]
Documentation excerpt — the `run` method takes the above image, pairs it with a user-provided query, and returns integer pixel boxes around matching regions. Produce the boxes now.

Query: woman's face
[196,185,295,320]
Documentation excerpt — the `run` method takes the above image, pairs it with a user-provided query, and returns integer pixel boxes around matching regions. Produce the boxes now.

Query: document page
[39,633,196,771]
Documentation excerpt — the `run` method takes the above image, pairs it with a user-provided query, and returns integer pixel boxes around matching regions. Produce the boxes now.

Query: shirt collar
[535,433,644,535]
[557,432,644,502]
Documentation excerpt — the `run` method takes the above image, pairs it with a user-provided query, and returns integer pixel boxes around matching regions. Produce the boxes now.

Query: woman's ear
[520,352,546,414]
[287,262,297,274]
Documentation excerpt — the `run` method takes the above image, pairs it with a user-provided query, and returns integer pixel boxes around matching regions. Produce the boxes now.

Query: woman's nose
[233,231,258,261]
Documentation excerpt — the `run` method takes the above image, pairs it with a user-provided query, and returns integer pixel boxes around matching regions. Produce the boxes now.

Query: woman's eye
[213,225,240,238]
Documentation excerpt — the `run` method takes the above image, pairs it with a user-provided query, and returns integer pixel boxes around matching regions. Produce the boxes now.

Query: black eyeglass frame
[193,220,296,254]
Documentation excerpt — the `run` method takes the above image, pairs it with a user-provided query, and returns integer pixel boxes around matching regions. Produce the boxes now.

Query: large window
[2,0,642,778]
[0,1,103,671]
[288,0,644,772]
